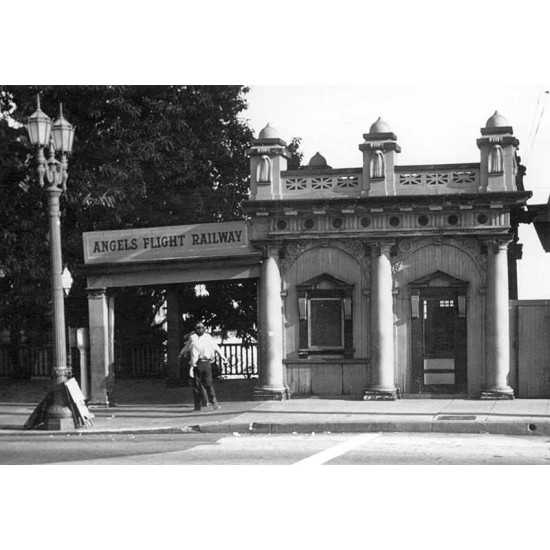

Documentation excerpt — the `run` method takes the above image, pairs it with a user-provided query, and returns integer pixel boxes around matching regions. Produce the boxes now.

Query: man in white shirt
[188,322,228,411]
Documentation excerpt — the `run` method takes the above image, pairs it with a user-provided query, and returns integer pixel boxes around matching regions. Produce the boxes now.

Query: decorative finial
[59,103,63,118]
[36,94,41,110]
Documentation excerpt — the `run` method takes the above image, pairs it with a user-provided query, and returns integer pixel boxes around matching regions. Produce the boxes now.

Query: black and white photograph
[1,1,549,549]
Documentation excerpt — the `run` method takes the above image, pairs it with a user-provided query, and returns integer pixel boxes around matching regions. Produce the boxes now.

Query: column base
[480,388,514,400]
[363,387,398,401]
[25,384,77,430]
[88,395,111,407]
[44,413,75,431]
[253,385,290,401]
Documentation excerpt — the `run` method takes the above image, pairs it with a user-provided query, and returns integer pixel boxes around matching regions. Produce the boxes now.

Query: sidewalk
[1,378,550,436]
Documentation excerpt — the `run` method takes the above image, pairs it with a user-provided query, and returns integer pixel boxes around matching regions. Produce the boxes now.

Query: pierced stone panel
[283,173,360,196]
[452,171,477,185]
[400,173,423,185]
[336,175,359,189]
[425,173,450,185]
[285,177,307,191]
[397,169,479,194]
[311,177,334,190]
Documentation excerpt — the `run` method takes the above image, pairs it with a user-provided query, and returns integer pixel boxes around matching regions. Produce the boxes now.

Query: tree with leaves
[0,86,304,348]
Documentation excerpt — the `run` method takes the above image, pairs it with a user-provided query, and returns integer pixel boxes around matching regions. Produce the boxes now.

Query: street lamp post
[26,95,77,430]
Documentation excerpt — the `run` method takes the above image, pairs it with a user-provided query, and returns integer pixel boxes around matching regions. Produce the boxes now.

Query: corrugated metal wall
[510,300,550,397]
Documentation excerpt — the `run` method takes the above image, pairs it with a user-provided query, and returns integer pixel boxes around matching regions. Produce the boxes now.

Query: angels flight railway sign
[83,221,253,264]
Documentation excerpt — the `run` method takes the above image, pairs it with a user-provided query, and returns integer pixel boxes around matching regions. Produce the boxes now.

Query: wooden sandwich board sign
[24,378,94,430]
[65,377,95,428]
[24,377,94,430]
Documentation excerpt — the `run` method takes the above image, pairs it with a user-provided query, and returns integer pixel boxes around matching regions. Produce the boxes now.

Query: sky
[244,85,550,299]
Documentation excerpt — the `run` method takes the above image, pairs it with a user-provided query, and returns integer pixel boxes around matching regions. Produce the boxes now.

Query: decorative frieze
[269,208,510,235]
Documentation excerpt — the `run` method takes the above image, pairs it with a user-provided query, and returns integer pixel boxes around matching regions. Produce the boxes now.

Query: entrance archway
[409,271,468,395]
[83,221,269,405]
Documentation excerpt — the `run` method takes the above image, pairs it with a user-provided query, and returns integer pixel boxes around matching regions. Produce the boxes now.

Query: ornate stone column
[254,245,288,400]
[87,288,111,406]
[481,239,514,399]
[364,242,397,400]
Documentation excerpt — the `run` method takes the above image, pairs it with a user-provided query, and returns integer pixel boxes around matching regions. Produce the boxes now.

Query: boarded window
[310,299,342,348]
[296,274,354,357]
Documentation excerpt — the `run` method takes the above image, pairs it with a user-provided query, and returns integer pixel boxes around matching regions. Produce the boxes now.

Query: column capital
[481,237,513,254]
[86,287,107,299]
[251,240,283,259]
[370,240,396,256]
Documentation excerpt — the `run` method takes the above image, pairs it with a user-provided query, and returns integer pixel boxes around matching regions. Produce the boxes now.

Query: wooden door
[412,290,467,394]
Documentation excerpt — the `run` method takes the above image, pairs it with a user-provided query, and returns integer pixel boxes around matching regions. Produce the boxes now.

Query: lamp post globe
[52,104,75,155]
[62,266,74,297]
[26,95,52,148]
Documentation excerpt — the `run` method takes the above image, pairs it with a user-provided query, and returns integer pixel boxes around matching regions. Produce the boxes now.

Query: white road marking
[293,433,381,465]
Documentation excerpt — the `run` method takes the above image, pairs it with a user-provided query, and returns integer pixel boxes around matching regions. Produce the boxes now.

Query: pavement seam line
[293,432,381,466]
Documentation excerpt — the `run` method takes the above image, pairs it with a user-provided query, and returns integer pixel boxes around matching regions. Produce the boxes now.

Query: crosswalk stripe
[293,433,381,465]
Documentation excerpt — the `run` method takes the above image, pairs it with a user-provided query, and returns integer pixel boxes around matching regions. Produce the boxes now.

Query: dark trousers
[192,360,218,410]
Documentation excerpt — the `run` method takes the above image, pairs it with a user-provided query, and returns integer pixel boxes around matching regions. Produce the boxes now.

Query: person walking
[178,330,198,382]
[188,322,228,411]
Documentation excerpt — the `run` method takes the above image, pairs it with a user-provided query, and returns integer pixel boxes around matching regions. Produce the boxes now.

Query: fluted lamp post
[25,95,84,430]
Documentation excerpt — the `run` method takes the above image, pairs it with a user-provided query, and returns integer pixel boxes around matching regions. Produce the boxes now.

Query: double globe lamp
[25,95,80,430]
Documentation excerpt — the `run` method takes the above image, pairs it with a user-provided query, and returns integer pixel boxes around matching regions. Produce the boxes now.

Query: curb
[0,426,195,437]
[192,419,550,436]
[1,419,549,437]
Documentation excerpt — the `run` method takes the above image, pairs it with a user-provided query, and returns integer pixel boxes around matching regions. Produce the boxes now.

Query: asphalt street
[1,432,550,464]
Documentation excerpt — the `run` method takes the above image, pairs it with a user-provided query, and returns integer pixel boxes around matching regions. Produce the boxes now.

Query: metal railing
[114,341,166,378]
[0,344,60,378]
[1,340,258,380]
[114,341,258,379]
[215,342,258,379]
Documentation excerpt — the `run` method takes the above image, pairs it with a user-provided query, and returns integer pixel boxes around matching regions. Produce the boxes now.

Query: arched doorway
[409,271,468,394]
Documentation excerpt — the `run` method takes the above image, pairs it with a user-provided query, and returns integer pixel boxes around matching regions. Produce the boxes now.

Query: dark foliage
[0,86,262,341]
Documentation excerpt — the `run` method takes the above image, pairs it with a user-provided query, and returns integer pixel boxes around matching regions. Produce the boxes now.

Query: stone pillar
[107,294,115,388]
[254,246,288,399]
[166,286,182,385]
[481,239,514,399]
[364,242,397,400]
[76,328,90,400]
[87,288,110,406]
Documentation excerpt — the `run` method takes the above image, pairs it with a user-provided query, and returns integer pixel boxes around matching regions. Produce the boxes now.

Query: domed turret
[485,110,509,129]
[249,121,290,200]
[258,123,280,140]
[308,152,329,169]
[369,117,392,134]
[360,116,400,196]
[477,111,519,192]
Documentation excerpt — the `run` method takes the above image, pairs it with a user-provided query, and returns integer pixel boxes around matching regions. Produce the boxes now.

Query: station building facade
[84,112,531,402]
[245,112,530,400]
